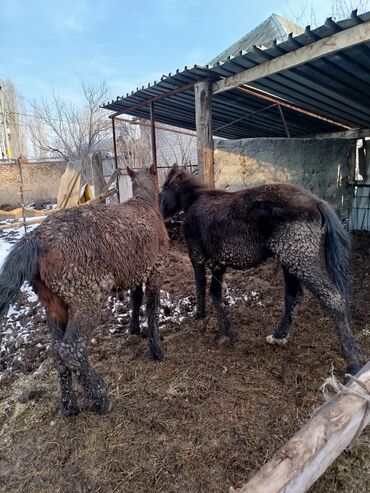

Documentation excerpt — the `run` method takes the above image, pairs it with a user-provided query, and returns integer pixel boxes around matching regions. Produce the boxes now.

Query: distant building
[209,14,304,65]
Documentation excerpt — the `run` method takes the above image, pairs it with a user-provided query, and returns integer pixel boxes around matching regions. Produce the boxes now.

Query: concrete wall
[214,137,354,214]
[0,161,66,207]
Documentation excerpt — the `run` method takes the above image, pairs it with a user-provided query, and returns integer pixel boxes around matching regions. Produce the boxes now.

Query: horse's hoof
[266,334,288,346]
[149,339,164,361]
[90,395,111,414]
[151,348,165,362]
[194,311,206,320]
[346,361,364,376]
[218,335,231,346]
[60,403,80,417]
[129,325,141,335]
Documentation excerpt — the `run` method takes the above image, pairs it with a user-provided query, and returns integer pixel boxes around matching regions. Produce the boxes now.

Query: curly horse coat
[0,165,169,416]
[160,165,364,375]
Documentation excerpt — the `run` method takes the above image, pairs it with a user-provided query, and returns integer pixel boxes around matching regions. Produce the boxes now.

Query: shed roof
[103,11,370,139]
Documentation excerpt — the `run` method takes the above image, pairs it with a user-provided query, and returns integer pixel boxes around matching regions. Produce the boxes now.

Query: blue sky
[0,0,336,107]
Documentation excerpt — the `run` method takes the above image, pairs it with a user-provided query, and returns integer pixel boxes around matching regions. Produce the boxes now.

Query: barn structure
[102,10,370,230]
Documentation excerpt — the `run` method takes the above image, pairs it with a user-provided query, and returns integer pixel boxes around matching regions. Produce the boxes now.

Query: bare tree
[115,120,152,169]
[156,128,197,167]
[285,0,369,27]
[331,0,369,18]
[29,82,111,161]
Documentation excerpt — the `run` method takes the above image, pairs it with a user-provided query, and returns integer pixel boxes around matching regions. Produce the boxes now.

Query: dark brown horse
[0,165,169,416]
[160,164,364,375]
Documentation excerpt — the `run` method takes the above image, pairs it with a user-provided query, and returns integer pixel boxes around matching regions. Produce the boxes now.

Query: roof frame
[212,20,370,94]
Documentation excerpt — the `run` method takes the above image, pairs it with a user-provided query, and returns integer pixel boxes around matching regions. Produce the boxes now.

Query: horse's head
[160,163,198,218]
[127,164,159,208]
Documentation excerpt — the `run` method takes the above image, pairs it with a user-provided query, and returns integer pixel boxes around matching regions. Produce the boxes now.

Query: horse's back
[36,198,168,294]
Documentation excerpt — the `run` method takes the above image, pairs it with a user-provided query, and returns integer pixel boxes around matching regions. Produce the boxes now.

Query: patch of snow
[224,284,262,306]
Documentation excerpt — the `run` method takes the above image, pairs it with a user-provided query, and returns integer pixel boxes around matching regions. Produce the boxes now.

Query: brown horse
[160,164,364,375]
[0,164,169,416]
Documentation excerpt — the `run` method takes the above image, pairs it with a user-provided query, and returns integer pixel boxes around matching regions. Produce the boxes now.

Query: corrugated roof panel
[103,11,370,138]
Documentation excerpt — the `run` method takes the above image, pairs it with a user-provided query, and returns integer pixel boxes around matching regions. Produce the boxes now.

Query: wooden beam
[213,21,370,94]
[195,80,214,187]
[230,362,370,493]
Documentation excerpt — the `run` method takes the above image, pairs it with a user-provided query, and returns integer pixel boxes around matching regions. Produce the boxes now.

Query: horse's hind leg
[130,284,143,334]
[302,271,363,375]
[267,267,303,346]
[55,309,110,414]
[145,271,164,361]
[47,314,79,416]
[270,221,363,374]
[210,265,231,345]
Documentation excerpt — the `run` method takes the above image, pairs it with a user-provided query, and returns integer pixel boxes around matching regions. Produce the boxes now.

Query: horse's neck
[180,180,204,211]
[135,188,159,210]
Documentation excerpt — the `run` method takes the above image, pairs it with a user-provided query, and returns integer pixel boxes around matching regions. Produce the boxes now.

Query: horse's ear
[149,163,157,175]
[127,166,135,178]
[172,162,178,170]
[183,162,188,171]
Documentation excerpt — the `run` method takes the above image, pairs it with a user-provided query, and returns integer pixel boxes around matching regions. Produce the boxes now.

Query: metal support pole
[277,104,290,137]
[111,116,121,203]
[150,101,158,171]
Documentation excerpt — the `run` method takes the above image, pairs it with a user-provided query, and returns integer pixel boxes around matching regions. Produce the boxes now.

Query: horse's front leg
[190,259,206,319]
[130,284,143,334]
[145,270,164,361]
[210,265,231,344]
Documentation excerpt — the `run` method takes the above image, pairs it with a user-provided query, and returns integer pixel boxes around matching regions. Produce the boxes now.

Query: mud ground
[0,230,369,493]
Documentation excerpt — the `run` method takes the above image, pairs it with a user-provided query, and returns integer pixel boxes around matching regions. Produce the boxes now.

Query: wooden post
[230,362,370,493]
[18,156,27,234]
[195,80,214,187]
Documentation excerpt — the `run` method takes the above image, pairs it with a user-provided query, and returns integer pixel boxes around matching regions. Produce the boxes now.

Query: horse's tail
[318,201,351,300]
[0,236,42,317]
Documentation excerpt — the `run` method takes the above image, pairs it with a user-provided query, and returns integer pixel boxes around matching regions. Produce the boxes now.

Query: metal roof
[102,11,370,139]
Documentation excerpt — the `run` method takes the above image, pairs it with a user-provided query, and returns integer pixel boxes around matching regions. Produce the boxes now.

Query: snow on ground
[0,213,263,380]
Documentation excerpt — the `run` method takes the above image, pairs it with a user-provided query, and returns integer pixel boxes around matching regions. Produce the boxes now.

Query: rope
[318,372,370,441]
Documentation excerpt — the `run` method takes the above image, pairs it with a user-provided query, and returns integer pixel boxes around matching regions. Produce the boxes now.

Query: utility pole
[0,86,10,159]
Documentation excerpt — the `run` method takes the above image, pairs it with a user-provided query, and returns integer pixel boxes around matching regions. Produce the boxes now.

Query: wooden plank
[0,216,47,231]
[0,189,118,231]
[195,80,214,187]
[213,22,370,94]
[0,208,49,220]
[230,362,370,493]
[57,160,82,209]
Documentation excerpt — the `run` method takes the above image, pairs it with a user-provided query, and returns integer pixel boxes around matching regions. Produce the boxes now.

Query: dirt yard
[0,229,369,493]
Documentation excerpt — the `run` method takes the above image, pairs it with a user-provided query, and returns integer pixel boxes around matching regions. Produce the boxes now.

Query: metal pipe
[150,101,158,171]
[114,116,196,137]
[237,85,351,129]
[277,105,290,137]
[214,103,277,133]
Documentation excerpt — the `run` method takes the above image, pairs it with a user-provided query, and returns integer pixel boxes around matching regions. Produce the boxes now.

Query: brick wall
[0,161,66,207]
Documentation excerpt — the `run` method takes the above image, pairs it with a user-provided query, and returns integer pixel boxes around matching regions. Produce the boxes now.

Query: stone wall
[214,138,355,215]
[0,161,66,207]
